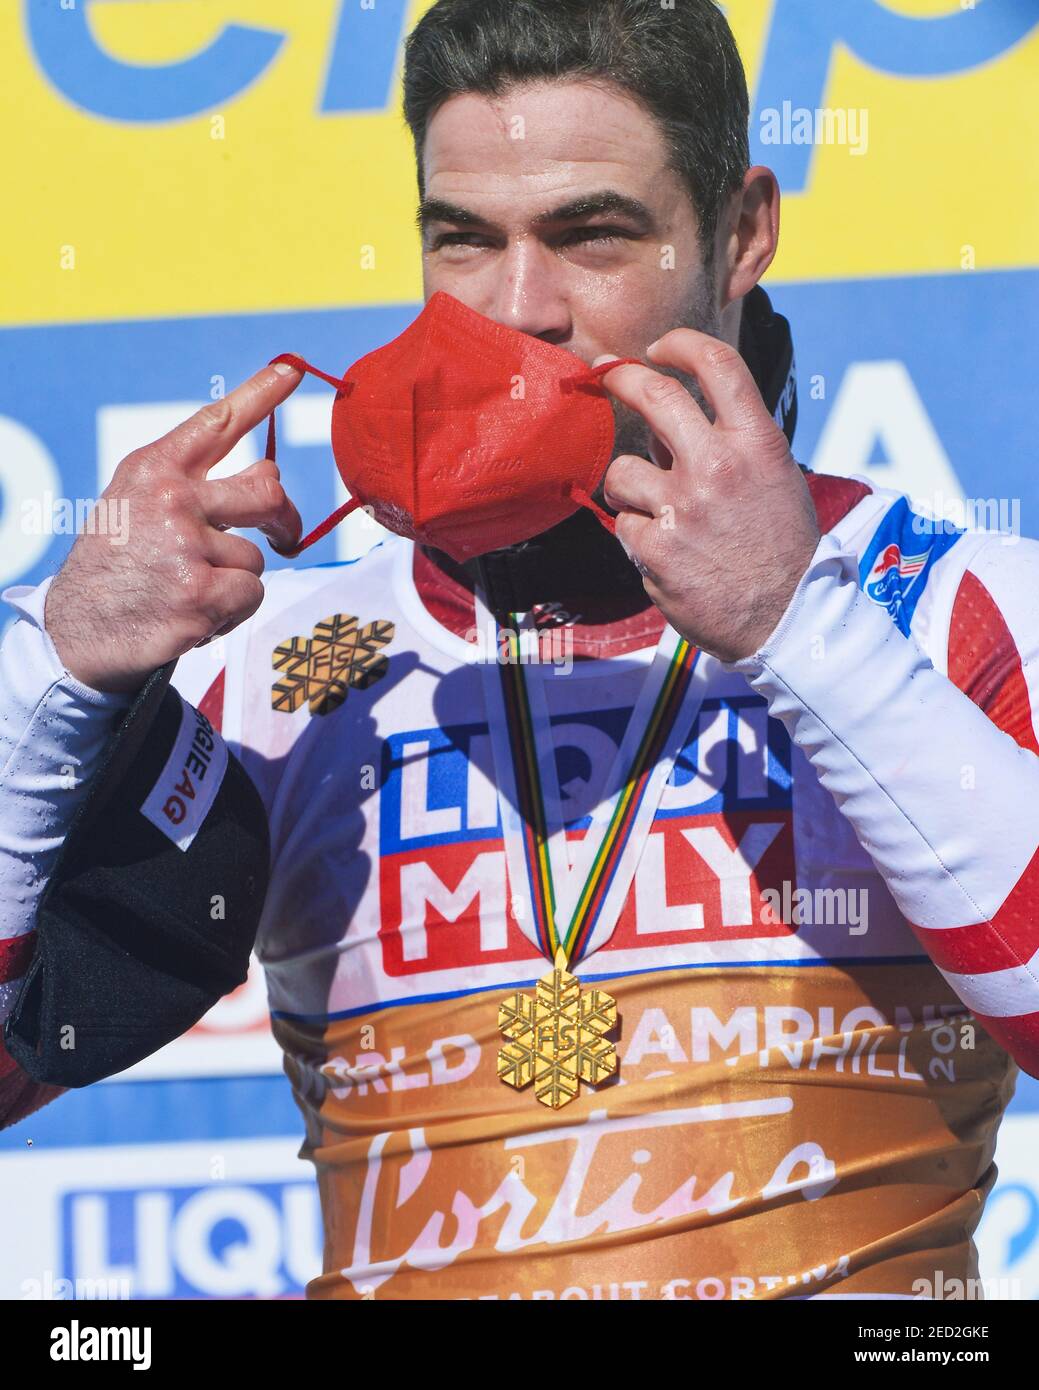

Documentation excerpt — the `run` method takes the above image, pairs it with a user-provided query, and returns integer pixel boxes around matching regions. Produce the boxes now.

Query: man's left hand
[597,331,820,663]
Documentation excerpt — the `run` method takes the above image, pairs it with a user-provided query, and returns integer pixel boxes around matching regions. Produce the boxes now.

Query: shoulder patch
[858,496,962,635]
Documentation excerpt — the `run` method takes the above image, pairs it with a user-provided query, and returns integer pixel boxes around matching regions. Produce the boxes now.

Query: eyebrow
[416,190,656,236]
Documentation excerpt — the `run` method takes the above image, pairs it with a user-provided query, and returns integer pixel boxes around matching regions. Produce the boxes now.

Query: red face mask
[265,291,641,563]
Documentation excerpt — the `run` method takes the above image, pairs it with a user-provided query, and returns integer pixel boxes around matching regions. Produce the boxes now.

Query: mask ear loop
[264,353,365,559]
[562,356,643,538]
[568,485,617,534]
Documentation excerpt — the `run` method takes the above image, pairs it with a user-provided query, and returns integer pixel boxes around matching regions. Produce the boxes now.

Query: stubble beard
[601,264,722,488]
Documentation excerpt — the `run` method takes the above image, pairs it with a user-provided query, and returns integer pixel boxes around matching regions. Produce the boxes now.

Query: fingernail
[592,354,621,369]
[273,359,299,376]
[647,339,661,354]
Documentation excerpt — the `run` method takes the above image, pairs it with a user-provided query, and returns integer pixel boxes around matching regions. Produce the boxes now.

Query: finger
[647,329,768,432]
[148,360,303,481]
[593,355,711,462]
[203,527,267,579]
[199,459,302,552]
[602,454,670,518]
[613,509,658,581]
[201,568,266,635]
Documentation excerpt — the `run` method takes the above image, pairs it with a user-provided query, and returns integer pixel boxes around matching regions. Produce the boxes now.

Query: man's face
[418,80,723,459]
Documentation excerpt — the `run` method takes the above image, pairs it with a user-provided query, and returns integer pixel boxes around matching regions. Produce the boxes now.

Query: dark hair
[402,0,750,250]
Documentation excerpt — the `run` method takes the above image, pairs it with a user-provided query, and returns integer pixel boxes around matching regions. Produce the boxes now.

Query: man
[3,0,1038,1300]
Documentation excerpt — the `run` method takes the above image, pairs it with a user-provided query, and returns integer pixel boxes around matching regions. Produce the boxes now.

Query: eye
[559,227,628,250]
[430,232,490,251]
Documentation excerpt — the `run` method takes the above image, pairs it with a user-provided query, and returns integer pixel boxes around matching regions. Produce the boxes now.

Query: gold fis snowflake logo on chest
[272,613,394,716]
[497,948,618,1108]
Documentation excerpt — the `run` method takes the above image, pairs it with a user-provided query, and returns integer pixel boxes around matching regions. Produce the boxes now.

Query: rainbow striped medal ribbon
[473,592,710,1108]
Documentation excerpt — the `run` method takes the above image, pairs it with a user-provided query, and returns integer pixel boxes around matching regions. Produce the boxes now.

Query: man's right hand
[45,361,304,695]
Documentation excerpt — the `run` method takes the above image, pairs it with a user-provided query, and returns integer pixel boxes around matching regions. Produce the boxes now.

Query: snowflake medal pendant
[497,947,618,1108]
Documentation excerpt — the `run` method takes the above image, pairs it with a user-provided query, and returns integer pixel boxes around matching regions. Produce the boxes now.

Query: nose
[489,237,573,346]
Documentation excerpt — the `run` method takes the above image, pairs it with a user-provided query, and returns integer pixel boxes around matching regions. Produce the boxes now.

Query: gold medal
[480,605,698,1110]
[497,947,618,1108]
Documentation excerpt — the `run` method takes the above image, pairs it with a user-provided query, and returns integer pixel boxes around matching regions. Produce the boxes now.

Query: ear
[715,167,780,309]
